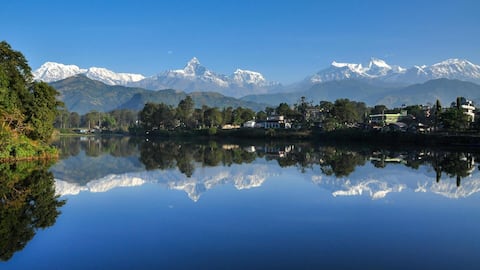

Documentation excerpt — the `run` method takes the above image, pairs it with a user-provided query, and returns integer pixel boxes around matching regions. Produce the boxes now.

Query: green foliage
[208,127,217,135]
[204,107,223,128]
[0,41,60,160]
[440,107,470,131]
[24,82,61,140]
[177,95,194,128]
[0,161,65,261]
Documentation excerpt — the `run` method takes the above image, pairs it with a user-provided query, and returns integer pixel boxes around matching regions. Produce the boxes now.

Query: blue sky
[1,0,479,83]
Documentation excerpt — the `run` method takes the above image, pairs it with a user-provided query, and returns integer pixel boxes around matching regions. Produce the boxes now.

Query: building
[459,98,475,122]
[242,120,256,128]
[254,115,291,129]
[369,110,407,126]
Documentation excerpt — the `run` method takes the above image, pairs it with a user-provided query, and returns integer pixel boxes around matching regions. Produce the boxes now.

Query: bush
[208,127,217,135]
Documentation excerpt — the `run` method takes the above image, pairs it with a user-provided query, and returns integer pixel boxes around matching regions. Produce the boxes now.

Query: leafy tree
[0,41,60,142]
[177,96,194,128]
[440,107,469,131]
[232,107,255,125]
[204,107,223,127]
[332,98,360,125]
[433,99,442,131]
[0,162,65,261]
[275,103,291,116]
[83,111,102,129]
[256,110,267,120]
[0,41,32,113]
[139,103,158,130]
[265,106,274,116]
[24,82,61,140]
[222,107,233,125]
[371,104,388,115]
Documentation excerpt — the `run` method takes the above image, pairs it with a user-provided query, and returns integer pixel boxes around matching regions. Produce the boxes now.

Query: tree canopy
[0,41,61,144]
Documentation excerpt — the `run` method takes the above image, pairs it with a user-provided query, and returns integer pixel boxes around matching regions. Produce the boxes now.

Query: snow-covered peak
[33,62,146,85]
[33,62,86,82]
[434,58,472,66]
[422,58,480,81]
[85,67,145,85]
[368,57,391,69]
[310,57,480,84]
[231,69,267,85]
[182,57,207,76]
[331,61,365,73]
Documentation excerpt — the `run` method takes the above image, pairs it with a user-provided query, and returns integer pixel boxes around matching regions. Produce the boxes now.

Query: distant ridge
[50,75,267,114]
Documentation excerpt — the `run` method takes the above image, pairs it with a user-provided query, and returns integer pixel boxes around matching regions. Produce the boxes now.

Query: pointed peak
[181,57,207,76]
[187,57,200,66]
[368,57,390,68]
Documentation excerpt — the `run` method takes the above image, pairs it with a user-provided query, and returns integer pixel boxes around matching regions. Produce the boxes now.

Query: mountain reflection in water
[51,137,480,201]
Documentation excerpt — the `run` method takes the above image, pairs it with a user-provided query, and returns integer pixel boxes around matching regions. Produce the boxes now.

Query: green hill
[51,75,267,114]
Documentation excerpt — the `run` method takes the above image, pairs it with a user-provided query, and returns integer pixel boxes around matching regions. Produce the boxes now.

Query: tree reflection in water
[53,136,480,189]
[0,162,65,261]
[137,140,480,186]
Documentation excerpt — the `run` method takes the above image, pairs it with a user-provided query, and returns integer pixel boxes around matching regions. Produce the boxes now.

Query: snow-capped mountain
[33,62,145,85]
[130,57,279,98]
[84,67,145,85]
[33,62,86,82]
[308,58,480,85]
[309,58,405,83]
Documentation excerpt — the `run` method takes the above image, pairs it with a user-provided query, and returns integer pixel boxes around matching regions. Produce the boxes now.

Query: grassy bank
[0,129,58,162]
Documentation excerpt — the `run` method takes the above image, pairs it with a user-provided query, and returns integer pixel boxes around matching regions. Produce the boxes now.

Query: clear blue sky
[1,0,479,83]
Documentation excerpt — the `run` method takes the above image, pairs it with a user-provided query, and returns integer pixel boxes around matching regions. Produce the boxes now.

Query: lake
[2,136,480,270]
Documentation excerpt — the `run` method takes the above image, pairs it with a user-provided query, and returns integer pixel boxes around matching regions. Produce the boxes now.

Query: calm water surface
[2,137,480,270]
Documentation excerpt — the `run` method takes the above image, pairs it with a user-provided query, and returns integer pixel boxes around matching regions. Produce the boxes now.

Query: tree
[24,82,61,140]
[256,110,267,120]
[433,99,442,131]
[371,105,387,115]
[177,96,194,128]
[275,103,291,116]
[332,98,360,125]
[204,107,223,128]
[139,103,158,130]
[222,107,233,125]
[232,107,255,125]
[440,107,469,131]
[0,42,60,142]
[0,163,65,261]
[0,41,32,113]
[265,106,275,116]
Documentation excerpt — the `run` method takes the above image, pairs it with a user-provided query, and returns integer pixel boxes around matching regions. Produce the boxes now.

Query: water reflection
[0,161,65,261]
[52,137,480,201]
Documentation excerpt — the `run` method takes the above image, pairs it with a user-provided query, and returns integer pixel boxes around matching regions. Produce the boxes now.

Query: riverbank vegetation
[0,41,61,161]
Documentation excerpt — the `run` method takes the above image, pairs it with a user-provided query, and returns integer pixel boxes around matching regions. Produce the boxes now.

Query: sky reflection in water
[3,137,480,270]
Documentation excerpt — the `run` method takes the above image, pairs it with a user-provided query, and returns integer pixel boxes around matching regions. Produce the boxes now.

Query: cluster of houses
[242,115,292,129]
[236,98,476,133]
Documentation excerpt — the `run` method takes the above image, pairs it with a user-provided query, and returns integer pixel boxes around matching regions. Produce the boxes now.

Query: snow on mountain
[231,69,268,86]
[33,62,86,82]
[130,57,278,97]
[309,57,407,83]
[309,58,480,85]
[33,62,145,85]
[84,67,145,85]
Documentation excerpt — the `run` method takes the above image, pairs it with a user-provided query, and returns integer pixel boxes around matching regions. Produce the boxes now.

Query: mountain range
[34,57,281,98]
[50,75,267,114]
[305,58,480,85]
[35,57,480,112]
